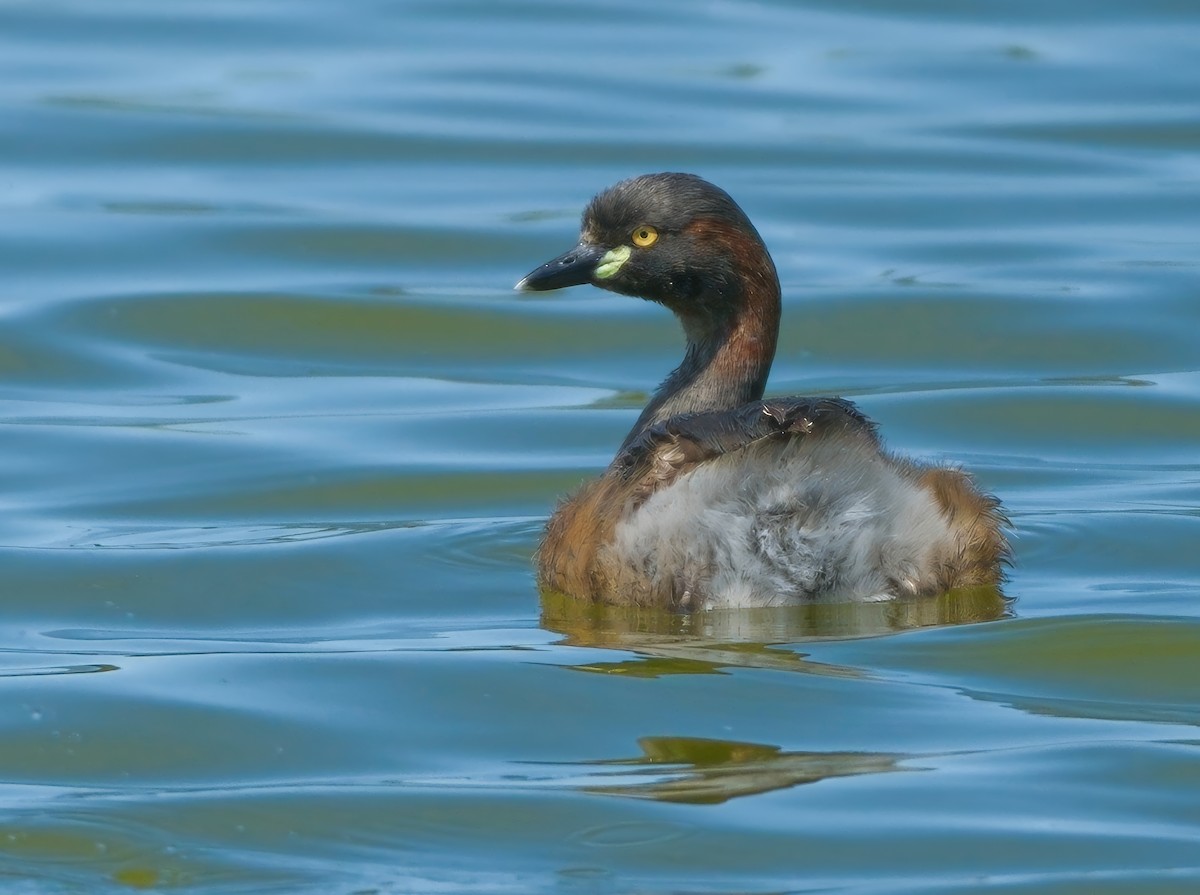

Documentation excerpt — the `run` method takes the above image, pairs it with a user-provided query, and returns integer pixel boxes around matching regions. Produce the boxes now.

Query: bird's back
[538,398,1006,609]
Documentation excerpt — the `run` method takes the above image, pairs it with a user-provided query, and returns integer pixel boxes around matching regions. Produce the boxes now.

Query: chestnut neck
[618,221,781,453]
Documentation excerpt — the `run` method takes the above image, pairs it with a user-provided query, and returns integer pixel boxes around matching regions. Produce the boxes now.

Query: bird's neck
[620,234,781,452]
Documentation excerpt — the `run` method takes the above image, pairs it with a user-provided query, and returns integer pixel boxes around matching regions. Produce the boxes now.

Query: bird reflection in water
[539,589,1003,802]
[581,736,909,805]
[542,585,1009,678]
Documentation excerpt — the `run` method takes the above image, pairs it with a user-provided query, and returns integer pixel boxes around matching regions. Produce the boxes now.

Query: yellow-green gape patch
[594,245,631,279]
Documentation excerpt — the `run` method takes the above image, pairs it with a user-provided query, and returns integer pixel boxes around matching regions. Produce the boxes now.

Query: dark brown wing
[614,397,879,504]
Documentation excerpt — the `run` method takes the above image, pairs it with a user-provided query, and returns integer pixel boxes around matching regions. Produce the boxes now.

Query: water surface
[1,1,1198,892]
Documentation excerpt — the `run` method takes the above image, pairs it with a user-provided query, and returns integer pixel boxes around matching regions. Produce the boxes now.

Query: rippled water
[2,1,1198,892]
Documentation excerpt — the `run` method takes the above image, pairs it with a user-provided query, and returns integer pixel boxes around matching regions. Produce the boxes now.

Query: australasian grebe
[516,173,1007,609]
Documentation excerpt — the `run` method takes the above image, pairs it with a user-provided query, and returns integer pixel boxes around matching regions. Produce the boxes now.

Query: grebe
[517,173,1007,609]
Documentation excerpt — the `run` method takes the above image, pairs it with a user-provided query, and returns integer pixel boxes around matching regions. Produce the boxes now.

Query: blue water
[1,1,1198,892]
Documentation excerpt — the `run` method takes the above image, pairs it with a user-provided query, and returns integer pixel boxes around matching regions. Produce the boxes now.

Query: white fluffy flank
[600,433,952,607]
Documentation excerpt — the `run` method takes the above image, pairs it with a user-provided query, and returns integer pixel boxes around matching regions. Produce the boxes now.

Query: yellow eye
[631,225,658,248]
